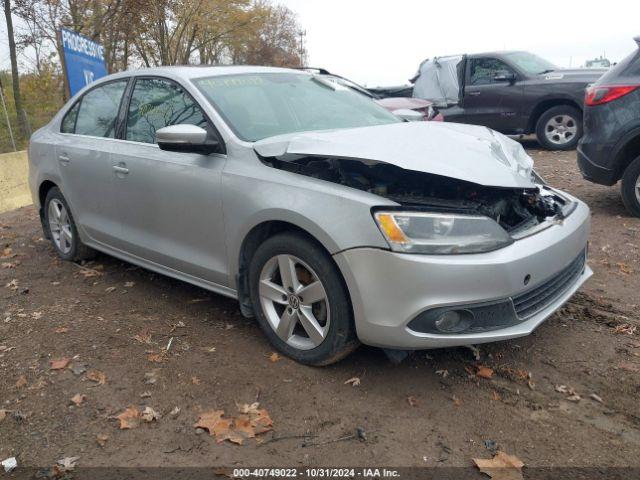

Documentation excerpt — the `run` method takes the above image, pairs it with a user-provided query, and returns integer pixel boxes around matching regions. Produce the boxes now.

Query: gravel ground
[0,144,639,475]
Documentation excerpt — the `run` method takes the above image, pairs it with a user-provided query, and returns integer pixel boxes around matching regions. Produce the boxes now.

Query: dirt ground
[1,144,639,474]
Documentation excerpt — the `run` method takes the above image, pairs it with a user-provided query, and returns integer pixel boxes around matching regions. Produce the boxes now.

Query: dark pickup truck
[375,51,606,150]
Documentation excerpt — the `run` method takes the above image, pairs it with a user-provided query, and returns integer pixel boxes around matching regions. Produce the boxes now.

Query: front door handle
[467,90,481,96]
[113,165,129,175]
[58,154,70,165]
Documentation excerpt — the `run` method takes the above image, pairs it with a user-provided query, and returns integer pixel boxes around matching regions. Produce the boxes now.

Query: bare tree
[3,0,28,138]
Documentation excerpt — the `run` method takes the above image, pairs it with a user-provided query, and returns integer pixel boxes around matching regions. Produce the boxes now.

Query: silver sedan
[28,66,592,365]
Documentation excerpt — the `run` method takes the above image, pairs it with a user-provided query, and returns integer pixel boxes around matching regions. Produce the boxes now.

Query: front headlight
[374,211,513,254]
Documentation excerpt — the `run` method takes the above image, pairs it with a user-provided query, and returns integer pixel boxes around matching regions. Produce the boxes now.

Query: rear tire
[248,232,359,366]
[621,156,640,218]
[43,187,95,262]
[535,105,582,151]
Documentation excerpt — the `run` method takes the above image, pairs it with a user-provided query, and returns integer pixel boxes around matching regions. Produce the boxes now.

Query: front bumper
[333,199,592,349]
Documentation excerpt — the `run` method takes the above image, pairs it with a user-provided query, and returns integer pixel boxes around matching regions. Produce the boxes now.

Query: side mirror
[156,124,220,154]
[392,108,424,122]
[494,71,516,84]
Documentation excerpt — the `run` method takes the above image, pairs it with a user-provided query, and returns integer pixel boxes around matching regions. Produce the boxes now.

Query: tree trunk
[3,0,27,139]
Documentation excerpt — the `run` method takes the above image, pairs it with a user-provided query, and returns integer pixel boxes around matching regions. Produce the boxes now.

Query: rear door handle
[58,154,70,165]
[113,165,129,175]
[467,91,481,96]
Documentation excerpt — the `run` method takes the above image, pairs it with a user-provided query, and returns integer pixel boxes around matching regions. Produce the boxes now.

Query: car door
[56,79,129,246]
[461,57,525,133]
[112,76,229,286]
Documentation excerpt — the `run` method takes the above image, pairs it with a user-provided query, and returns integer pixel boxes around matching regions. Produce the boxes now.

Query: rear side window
[74,80,128,138]
[61,102,80,133]
[126,78,208,144]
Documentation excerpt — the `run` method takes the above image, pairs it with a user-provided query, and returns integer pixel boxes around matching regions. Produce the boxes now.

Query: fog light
[434,310,473,333]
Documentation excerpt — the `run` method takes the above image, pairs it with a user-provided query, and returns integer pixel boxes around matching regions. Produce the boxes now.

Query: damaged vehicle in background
[302,67,443,122]
[393,51,605,150]
[29,67,592,366]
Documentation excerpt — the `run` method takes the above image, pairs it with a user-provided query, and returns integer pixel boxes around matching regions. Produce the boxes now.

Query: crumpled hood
[254,122,535,188]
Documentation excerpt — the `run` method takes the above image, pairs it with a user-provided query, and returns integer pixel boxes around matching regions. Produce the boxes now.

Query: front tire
[43,187,95,262]
[621,156,640,218]
[248,232,359,366]
[535,105,582,151]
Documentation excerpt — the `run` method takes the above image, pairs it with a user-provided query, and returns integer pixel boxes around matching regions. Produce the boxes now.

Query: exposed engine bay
[262,155,569,235]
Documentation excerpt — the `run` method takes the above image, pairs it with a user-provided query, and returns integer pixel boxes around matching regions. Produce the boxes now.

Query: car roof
[99,65,308,82]
[467,50,525,58]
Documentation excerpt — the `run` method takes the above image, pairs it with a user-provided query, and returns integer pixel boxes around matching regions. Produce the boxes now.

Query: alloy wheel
[544,114,578,146]
[258,254,330,350]
[48,199,73,254]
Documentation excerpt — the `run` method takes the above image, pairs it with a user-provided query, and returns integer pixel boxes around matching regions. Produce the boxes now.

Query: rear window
[598,48,640,84]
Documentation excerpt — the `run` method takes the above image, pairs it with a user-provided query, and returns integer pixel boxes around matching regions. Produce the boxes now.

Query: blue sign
[60,28,107,97]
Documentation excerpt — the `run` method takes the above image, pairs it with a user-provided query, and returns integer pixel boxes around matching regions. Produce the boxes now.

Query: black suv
[578,37,640,216]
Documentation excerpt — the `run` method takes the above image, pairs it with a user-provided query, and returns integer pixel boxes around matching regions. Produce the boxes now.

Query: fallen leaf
[614,324,637,335]
[15,375,27,388]
[473,451,524,480]
[70,394,86,406]
[5,279,18,290]
[407,396,418,407]
[491,391,502,402]
[147,352,167,363]
[1,247,13,258]
[141,406,160,422]
[477,366,494,379]
[269,352,281,363]
[116,406,141,429]
[105,286,117,293]
[31,311,43,319]
[169,406,181,417]
[55,326,69,334]
[124,281,135,288]
[50,358,71,370]
[452,395,462,407]
[133,330,153,344]
[96,433,109,447]
[617,262,633,275]
[57,456,80,471]
[0,409,9,421]
[344,377,360,387]
[435,369,449,378]
[191,376,201,385]
[86,370,107,385]
[1,262,16,269]
[194,410,226,435]
[195,403,273,445]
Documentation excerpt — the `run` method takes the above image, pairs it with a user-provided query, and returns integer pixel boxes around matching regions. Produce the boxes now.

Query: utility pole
[298,29,307,67]
[3,0,27,140]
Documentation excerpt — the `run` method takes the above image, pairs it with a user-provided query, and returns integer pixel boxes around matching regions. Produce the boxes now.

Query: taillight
[585,85,639,106]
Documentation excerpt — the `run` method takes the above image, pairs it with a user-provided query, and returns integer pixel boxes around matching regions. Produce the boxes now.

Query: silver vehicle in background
[29,66,592,365]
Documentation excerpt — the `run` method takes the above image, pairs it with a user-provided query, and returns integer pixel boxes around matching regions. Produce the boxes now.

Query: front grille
[512,250,586,319]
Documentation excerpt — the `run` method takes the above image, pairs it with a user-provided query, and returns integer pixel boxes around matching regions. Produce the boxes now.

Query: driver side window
[126,78,208,144]
[470,58,515,86]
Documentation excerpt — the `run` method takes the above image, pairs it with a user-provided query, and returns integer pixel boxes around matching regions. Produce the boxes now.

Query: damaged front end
[261,154,574,246]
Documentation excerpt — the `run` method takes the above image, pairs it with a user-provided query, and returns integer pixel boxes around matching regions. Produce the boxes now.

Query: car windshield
[193,73,400,141]
[503,52,558,75]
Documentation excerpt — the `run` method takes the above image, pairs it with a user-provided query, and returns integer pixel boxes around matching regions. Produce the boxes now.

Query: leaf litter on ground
[194,402,273,445]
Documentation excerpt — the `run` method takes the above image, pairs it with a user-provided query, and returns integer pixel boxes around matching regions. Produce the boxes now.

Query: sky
[1,0,639,86]
[279,0,640,86]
